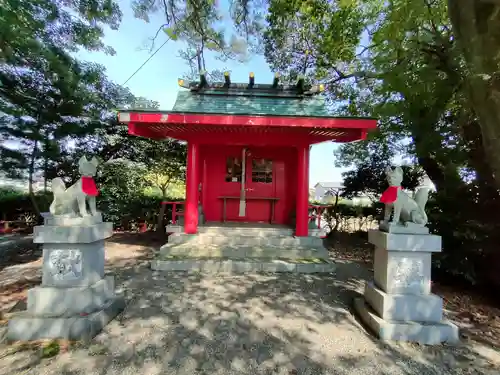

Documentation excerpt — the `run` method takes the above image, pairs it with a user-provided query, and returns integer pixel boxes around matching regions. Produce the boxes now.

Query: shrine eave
[117,111,377,144]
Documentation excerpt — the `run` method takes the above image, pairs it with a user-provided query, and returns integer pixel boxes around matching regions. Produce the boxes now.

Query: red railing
[161,201,185,225]
[0,220,30,234]
[160,201,332,229]
[308,204,333,229]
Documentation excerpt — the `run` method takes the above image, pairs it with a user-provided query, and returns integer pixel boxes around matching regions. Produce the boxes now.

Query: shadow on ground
[0,233,499,375]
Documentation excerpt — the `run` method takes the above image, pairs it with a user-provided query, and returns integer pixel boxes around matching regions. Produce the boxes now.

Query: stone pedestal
[7,213,125,342]
[354,229,459,345]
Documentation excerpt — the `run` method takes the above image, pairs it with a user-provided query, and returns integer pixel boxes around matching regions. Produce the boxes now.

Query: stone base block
[33,222,113,244]
[368,230,441,252]
[373,246,432,295]
[27,276,116,316]
[309,228,328,238]
[379,221,429,235]
[6,296,126,342]
[364,282,443,322]
[44,213,103,227]
[354,298,459,345]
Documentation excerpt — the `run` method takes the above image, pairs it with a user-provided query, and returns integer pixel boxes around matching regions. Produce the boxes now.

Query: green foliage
[96,161,150,227]
[447,0,500,190]
[131,0,266,78]
[0,0,122,59]
[341,151,424,200]
[0,187,51,221]
[264,0,365,79]
[262,0,500,286]
[41,340,60,358]
[0,0,125,217]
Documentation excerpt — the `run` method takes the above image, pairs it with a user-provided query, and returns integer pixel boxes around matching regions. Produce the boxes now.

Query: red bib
[380,186,401,204]
[81,176,99,196]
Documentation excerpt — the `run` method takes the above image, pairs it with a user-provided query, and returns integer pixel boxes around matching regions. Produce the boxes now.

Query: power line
[122,38,170,86]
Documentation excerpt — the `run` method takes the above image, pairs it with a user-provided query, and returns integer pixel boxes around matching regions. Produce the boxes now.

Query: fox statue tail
[51,178,66,196]
[49,178,66,215]
[413,188,430,224]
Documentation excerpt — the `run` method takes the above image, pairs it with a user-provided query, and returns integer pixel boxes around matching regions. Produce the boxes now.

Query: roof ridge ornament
[177,74,326,98]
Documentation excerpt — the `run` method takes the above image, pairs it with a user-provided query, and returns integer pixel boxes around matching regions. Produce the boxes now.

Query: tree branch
[325,69,377,85]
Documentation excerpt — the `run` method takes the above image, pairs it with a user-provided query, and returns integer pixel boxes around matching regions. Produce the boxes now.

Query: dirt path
[0,233,498,375]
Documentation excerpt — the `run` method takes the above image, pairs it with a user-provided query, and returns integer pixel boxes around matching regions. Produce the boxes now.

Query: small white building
[312,182,371,206]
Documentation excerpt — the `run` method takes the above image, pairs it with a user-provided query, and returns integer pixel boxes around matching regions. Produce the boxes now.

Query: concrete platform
[6,296,126,342]
[353,297,459,345]
[151,257,336,274]
[165,224,328,238]
[160,243,330,260]
[167,232,324,247]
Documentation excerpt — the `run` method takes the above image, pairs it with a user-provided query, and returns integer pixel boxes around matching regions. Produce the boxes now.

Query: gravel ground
[0,236,499,375]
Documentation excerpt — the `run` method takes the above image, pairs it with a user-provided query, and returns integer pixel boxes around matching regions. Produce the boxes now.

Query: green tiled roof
[171,90,332,117]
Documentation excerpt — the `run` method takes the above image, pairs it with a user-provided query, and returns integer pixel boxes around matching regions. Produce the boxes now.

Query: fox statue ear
[90,156,99,167]
[78,155,88,168]
[395,166,403,175]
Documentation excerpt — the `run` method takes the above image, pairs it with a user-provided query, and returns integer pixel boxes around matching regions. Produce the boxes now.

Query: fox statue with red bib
[49,156,100,217]
[380,166,429,231]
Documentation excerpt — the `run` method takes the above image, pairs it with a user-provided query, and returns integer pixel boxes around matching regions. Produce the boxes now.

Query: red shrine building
[117,72,377,236]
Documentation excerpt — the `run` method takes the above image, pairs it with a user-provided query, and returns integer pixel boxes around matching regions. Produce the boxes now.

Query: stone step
[167,225,294,236]
[165,225,328,238]
[151,257,336,274]
[168,233,324,247]
[199,225,294,235]
[160,243,329,259]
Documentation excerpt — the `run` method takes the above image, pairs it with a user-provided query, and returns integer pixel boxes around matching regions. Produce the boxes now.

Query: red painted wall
[200,145,297,225]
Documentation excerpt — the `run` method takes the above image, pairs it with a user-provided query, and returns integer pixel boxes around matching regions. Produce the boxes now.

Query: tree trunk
[28,139,41,219]
[447,0,500,189]
[156,185,170,234]
[461,117,498,192]
[157,203,166,234]
[43,146,48,192]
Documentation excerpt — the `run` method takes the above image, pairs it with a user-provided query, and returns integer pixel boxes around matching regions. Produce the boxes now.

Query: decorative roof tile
[171,90,332,117]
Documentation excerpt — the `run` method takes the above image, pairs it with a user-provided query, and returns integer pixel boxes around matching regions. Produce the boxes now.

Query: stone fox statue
[380,166,429,226]
[49,156,100,217]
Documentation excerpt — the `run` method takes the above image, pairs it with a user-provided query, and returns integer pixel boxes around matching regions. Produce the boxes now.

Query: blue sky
[77,0,351,187]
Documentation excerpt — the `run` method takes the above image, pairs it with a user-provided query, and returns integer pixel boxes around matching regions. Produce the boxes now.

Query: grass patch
[40,340,60,358]
[1,339,82,360]
[161,255,185,260]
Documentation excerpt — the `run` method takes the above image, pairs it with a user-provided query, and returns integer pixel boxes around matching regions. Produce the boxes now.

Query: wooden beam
[199,70,208,88]
[224,71,231,87]
[176,77,325,96]
[296,75,305,94]
[248,72,255,88]
[272,72,280,88]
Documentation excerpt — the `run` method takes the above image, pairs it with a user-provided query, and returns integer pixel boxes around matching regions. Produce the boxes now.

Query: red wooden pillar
[185,142,199,234]
[296,144,310,237]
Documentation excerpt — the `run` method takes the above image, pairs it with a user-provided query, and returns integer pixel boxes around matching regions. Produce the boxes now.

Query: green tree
[341,152,424,203]
[0,0,124,215]
[131,0,265,76]
[447,0,500,190]
[262,0,500,283]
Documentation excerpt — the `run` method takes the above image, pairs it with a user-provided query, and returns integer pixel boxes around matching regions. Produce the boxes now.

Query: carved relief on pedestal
[392,257,424,289]
[48,249,83,281]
